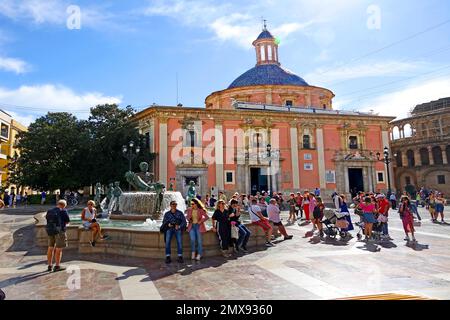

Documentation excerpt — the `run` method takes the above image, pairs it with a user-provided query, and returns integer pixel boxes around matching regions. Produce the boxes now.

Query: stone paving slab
[0,206,450,300]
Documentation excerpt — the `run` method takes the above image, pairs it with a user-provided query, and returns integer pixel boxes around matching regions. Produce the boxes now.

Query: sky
[0,0,450,126]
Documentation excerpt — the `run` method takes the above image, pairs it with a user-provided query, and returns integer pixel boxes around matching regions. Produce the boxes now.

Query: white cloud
[0,0,66,24]
[359,77,450,120]
[142,0,326,48]
[0,0,123,31]
[0,84,122,124]
[0,56,30,73]
[306,60,423,85]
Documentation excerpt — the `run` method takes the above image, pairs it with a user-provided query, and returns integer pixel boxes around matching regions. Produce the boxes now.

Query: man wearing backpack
[46,200,70,272]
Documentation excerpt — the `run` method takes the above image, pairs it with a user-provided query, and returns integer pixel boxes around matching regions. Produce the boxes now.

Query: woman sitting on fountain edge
[81,200,109,247]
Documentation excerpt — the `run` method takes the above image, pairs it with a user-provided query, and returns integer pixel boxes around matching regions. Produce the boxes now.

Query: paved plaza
[1,205,450,300]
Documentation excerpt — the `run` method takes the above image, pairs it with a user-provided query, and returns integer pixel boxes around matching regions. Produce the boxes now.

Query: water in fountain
[118,191,186,220]
[132,218,158,230]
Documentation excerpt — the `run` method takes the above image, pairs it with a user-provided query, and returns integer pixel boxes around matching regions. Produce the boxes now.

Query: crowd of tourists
[42,186,446,269]
[0,190,29,208]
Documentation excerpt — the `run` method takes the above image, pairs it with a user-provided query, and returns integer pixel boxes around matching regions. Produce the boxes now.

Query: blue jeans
[165,228,183,256]
[410,204,422,220]
[237,224,251,248]
[189,224,203,255]
[382,222,389,235]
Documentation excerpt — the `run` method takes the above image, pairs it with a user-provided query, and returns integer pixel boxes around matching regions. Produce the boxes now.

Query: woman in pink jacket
[185,198,210,261]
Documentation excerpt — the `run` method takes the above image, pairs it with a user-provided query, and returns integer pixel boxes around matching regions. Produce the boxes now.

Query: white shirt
[249,205,262,222]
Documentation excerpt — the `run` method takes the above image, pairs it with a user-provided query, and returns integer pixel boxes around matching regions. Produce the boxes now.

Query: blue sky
[0,0,450,125]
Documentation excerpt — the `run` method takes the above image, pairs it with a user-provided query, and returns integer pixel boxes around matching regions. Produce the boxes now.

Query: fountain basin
[34,212,268,258]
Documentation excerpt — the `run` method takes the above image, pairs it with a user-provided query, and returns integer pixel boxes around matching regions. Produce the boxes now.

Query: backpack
[46,208,62,236]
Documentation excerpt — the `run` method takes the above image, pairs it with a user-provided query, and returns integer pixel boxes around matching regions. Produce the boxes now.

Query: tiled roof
[228,64,309,89]
[256,30,274,40]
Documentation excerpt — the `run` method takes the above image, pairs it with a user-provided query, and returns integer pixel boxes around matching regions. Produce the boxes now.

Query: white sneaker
[191,252,196,260]
[195,254,201,261]
[265,241,275,247]
[404,236,411,242]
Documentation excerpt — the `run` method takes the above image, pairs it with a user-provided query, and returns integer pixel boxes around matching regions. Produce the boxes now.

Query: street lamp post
[376,146,395,198]
[266,144,272,195]
[122,140,140,191]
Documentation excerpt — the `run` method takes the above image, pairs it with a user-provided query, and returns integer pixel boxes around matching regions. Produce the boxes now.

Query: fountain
[118,191,186,220]
[102,164,186,221]
[33,162,266,258]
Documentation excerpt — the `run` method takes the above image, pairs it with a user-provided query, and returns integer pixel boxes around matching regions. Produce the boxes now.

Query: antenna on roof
[261,17,267,31]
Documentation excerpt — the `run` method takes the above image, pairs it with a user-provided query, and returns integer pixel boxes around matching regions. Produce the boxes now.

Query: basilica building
[134,27,395,198]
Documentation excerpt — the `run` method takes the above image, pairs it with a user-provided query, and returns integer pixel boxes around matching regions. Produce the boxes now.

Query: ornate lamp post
[266,144,272,195]
[376,146,394,197]
[122,140,140,191]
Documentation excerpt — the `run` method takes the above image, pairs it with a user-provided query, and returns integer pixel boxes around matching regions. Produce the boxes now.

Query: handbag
[231,225,239,239]
[377,214,388,223]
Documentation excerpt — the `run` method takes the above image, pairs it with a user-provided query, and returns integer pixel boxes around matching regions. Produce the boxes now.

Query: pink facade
[135,27,394,198]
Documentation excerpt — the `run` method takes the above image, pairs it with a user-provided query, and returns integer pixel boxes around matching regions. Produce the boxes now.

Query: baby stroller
[322,210,349,239]
[354,211,384,241]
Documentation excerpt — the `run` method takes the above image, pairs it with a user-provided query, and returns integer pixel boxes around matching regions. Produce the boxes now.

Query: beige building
[390,97,450,195]
[0,109,28,193]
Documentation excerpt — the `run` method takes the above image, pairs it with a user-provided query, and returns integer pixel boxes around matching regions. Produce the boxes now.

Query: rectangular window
[0,123,9,139]
[438,175,446,184]
[304,163,313,171]
[405,176,411,185]
[285,100,293,107]
[377,171,385,183]
[225,171,235,184]
[303,135,311,149]
[145,132,150,149]
[304,153,312,160]
[349,136,358,149]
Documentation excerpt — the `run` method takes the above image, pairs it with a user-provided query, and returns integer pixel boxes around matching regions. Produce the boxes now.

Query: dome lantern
[252,21,280,66]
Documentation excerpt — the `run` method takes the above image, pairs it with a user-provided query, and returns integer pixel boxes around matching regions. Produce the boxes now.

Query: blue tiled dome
[228,64,309,89]
[256,30,274,40]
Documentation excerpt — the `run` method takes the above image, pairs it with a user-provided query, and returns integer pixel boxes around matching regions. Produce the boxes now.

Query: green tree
[9,112,90,191]
[85,104,155,186]
[8,105,155,192]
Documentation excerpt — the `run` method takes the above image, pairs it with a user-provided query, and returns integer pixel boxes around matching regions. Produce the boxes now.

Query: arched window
[392,126,400,140]
[404,124,413,138]
[420,148,430,166]
[406,149,415,167]
[396,151,403,167]
[349,136,358,149]
[303,135,311,149]
[253,133,263,149]
[186,130,196,148]
[260,45,266,61]
[432,146,443,165]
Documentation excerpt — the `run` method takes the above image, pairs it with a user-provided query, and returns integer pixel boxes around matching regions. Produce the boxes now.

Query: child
[312,196,325,237]
[288,193,297,224]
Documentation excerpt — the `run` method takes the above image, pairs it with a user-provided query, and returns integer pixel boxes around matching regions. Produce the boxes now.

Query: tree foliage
[7,104,155,191]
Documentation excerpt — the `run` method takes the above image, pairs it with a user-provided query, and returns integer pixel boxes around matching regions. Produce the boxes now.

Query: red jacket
[185,208,210,233]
